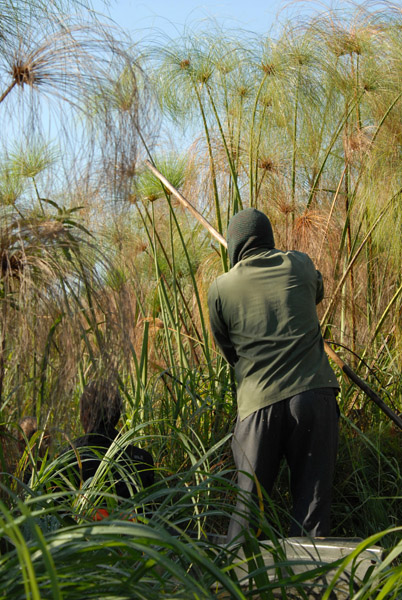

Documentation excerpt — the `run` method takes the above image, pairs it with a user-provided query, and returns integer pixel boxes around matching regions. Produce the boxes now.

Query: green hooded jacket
[208,209,339,421]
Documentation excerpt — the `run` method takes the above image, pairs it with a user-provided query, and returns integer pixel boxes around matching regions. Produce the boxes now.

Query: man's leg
[285,388,339,537]
[228,403,286,543]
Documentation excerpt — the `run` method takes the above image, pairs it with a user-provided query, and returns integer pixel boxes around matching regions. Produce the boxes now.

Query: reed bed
[1,0,402,597]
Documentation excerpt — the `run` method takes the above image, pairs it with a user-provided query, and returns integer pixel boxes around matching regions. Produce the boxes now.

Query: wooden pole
[145,161,226,247]
[145,160,402,431]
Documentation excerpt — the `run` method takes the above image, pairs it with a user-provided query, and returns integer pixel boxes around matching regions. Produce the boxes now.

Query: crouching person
[57,381,154,519]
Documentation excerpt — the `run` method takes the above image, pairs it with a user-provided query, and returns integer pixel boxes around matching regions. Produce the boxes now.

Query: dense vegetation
[0,0,401,597]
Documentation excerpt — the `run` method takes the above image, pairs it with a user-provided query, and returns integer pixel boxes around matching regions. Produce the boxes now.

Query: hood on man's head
[227,208,275,267]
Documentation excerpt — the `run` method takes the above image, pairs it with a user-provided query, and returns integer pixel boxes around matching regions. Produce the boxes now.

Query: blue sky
[95,0,335,38]
[89,0,339,150]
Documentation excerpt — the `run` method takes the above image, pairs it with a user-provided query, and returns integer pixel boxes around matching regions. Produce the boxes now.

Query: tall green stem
[204,84,243,213]
[192,82,228,272]
[249,72,269,207]
[291,67,301,221]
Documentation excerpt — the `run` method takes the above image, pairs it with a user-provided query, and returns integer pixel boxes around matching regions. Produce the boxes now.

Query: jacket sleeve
[316,269,324,304]
[207,280,238,367]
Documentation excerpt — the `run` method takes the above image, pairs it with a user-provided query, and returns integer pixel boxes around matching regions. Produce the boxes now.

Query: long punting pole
[145,160,402,431]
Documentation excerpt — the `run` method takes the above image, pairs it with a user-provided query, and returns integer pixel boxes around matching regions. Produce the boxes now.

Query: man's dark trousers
[228,388,339,543]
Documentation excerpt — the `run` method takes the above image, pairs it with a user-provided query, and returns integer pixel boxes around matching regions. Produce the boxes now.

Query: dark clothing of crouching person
[207,208,340,543]
[59,382,154,514]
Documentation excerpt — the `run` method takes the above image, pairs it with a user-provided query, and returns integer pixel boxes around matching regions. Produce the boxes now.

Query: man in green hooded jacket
[208,208,339,542]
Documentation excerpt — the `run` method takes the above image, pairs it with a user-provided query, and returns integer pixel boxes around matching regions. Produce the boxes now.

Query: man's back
[208,247,338,420]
